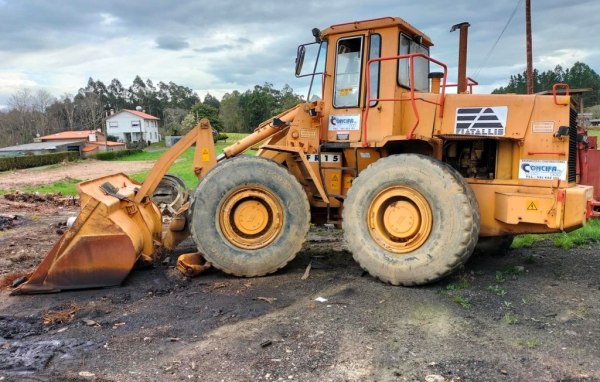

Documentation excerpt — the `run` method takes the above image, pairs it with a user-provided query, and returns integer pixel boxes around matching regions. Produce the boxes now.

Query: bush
[0,151,79,171]
[91,149,143,161]
[217,133,229,141]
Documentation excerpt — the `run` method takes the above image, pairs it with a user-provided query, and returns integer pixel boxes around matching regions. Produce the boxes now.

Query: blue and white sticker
[519,160,567,181]
[455,106,507,136]
[328,114,361,131]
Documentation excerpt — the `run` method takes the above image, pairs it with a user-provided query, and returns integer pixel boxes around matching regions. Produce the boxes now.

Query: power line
[473,0,523,79]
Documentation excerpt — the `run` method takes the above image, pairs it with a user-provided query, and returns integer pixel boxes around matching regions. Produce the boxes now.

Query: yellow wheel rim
[219,187,283,250]
[368,186,432,253]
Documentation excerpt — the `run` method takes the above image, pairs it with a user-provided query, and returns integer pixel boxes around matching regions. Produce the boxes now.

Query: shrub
[91,149,143,161]
[0,151,79,171]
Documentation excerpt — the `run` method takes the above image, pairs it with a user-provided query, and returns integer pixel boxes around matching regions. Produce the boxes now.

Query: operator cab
[295,17,437,144]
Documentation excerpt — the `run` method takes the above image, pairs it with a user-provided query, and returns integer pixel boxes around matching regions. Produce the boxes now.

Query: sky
[0,0,599,109]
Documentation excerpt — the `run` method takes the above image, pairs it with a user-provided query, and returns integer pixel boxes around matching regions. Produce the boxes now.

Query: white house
[106,108,161,144]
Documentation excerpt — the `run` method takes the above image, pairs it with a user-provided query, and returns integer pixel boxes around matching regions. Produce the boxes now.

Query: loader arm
[134,118,217,204]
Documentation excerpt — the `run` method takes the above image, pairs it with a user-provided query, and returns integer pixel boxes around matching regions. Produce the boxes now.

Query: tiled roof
[88,141,126,147]
[40,130,102,140]
[119,109,160,120]
[82,146,99,152]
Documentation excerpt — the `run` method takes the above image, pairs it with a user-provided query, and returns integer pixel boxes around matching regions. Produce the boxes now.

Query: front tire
[190,156,310,277]
[342,154,480,285]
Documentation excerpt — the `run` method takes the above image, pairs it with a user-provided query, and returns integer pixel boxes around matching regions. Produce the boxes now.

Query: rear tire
[343,154,480,285]
[190,156,310,277]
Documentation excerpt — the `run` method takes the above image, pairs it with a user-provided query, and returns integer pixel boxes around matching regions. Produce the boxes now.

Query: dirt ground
[0,159,155,189]
[0,196,599,382]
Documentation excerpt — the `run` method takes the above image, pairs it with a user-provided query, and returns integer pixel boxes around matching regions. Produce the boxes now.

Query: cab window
[334,36,363,108]
[368,34,381,107]
[398,33,429,92]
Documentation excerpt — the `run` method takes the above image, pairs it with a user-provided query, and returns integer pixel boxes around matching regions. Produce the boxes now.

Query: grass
[446,277,471,291]
[550,218,600,249]
[587,129,600,138]
[487,284,507,296]
[511,218,600,250]
[516,338,539,349]
[503,313,518,325]
[0,178,81,196]
[127,140,233,188]
[511,234,546,248]
[448,294,472,309]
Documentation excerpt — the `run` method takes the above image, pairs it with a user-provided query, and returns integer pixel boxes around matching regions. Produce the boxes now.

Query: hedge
[0,151,79,172]
[91,149,143,161]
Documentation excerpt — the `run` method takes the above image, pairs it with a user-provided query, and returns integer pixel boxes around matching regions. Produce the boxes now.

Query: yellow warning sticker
[526,201,538,211]
[343,176,353,190]
[340,88,352,96]
[201,148,210,162]
[331,174,340,190]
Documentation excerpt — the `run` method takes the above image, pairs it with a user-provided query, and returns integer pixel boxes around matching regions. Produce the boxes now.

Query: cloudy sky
[0,0,598,109]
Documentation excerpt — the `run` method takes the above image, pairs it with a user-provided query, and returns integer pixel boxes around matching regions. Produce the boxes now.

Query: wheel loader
[13,16,599,294]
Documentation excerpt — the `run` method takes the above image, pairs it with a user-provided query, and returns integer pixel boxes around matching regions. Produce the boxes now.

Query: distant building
[106,109,160,144]
[0,140,85,156]
[37,129,126,157]
[37,130,106,143]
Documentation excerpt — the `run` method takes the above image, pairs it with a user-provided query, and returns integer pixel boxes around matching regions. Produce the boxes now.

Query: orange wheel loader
[13,17,598,294]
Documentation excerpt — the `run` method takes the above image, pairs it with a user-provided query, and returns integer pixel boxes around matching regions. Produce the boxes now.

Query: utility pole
[526,0,534,94]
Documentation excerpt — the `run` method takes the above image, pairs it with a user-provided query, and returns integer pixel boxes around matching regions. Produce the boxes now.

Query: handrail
[444,76,479,94]
[363,53,448,146]
[552,83,570,105]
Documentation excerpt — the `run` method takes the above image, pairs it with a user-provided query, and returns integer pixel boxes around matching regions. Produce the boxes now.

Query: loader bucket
[12,173,162,294]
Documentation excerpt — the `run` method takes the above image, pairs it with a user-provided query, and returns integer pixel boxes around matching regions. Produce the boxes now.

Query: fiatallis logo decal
[454,106,507,136]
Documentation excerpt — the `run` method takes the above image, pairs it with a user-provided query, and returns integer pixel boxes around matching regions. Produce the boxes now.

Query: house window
[109,121,118,128]
[131,121,140,127]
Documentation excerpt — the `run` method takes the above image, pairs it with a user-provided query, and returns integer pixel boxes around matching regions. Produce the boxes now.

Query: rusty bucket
[12,173,162,294]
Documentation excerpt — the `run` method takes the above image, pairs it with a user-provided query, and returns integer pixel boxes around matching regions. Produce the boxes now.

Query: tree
[492,62,600,106]
[189,102,222,131]
[203,93,220,110]
[219,91,244,132]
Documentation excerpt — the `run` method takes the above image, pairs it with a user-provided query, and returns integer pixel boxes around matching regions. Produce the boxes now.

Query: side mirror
[295,45,306,77]
[554,125,570,138]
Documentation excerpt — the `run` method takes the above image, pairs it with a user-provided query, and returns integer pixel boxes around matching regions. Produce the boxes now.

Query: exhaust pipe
[450,22,470,94]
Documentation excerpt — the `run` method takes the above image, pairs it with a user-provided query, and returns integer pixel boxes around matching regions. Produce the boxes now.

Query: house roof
[0,140,84,152]
[88,141,126,147]
[110,109,160,121]
[82,146,99,153]
[40,130,103,141]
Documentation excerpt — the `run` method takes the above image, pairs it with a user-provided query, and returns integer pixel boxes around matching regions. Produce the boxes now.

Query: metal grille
[568,108,577,182]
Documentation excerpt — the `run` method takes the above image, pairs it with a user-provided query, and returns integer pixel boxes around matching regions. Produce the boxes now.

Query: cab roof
[320,17,433,47]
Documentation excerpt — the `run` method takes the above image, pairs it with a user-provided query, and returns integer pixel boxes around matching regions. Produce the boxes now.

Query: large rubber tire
[342,154,480,285]
[189,156,310,277]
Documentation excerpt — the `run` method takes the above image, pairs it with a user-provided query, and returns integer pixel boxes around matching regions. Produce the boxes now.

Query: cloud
[0,0,599,107]
[155,36,189,51]
[194,44,235,54]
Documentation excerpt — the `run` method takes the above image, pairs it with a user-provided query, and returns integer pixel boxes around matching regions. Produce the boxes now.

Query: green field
[587,129,600,138]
